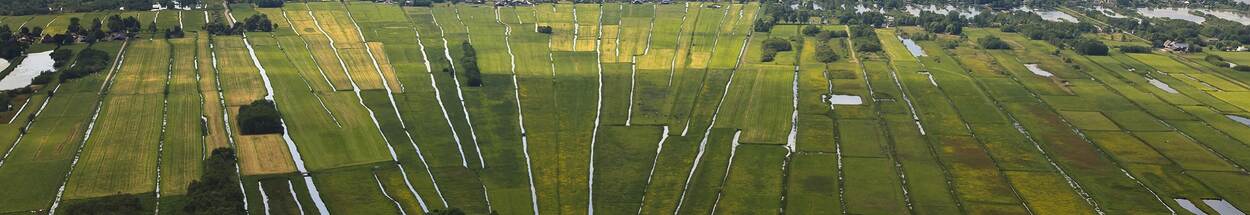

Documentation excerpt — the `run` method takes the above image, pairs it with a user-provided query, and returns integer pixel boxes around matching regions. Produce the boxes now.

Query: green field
[3,2,1250,214]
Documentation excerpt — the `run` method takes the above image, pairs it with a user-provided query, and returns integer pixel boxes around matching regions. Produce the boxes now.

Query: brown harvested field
[366,42,405,93]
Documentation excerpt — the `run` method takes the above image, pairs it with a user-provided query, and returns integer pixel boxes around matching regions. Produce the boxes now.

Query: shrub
[854,40,881,52]
[763,37,792,52]
[761,49,777,62]
[802,25,821,36]
[165,25,185,38]
[60,48,111,81]
[62,194,146,214]
[409,0,433,6]
[815,30,847,42]
[1234,65,1250,72]
[1119,45,1152,53]
[815,44,839,63]
[977,36,1011,50]
[255,0,284,8]
[1073,39,1109,56]
[237,99,283,135]
[753,19,775,32]
[1207,55,1229,67]
[461,42,483,86]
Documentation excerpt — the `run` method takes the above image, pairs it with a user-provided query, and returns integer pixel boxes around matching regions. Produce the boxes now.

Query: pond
[1174,199,1208,215]
[1201,199,1244,215]
[1094,6,1128,18]
[852,4,884,14]
[827,94,863,105]
[1019,6,1081,23]
[1225,114,1250,127]
[0,51,55,90]
[1024,64,1055,77]
[899,36,927,57]
[1147,78,1178,93]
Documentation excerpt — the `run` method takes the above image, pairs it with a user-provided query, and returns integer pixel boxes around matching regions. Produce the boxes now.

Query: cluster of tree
[1118,45,1152,53]
[60,48,112,81]
[204,14,276,35]
[1102,12,1250,50]
[1072,39,1108,55]
[977,36,1010,50]
[968,11,1110,55]
[0,0,50,15]
[802,25,841,63]
[760,37,792,62]
[404,0,434,7]
[835,11,888,27]
[0,26,39,59]
[1,0,197,15]
[51,48,74,68]
[107,15,145,34]
[238,99,283,135]
[166,25,186,38]
[537,25,553,34]
[848,25,881,52]
[45,15,145,45]
[460,41,483,86]
[895,11,965,35]
[255,0,283,8]
[182,148,247,214]
[242,14,276,32]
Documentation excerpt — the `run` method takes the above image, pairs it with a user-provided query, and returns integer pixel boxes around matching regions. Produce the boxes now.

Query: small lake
[1147,78,1179,93]
[0,51,55,90]
[899,36,927,57]
[1024,64,1055,77]
[1202,199,1245,215]
[1226,115,1250,127]
[827,94,863,105]
[1136,8,1250,25]
[1136,8,1206,23]
[1175,199,1209,215]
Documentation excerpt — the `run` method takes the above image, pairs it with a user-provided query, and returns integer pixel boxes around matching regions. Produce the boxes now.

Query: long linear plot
[61,39,168,201]
[405,5,494,214]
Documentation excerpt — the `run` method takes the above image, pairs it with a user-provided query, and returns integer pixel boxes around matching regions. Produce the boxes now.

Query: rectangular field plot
[711,144,786,214]
[784,154,839,214]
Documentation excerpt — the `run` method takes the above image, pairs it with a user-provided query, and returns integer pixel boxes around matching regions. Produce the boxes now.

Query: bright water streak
[0,51,55,90]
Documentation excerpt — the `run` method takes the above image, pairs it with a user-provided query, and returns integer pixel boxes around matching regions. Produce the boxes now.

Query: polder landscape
[3,0,1250,214]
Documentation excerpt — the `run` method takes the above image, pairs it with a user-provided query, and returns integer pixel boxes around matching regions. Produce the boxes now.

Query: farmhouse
[1162,40,1191,52]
